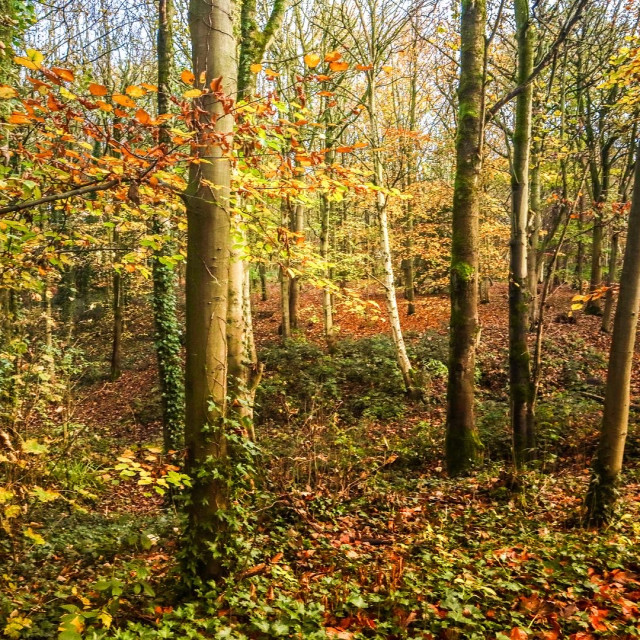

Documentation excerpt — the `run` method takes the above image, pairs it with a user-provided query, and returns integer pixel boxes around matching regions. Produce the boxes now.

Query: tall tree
[509,0,535,466]
[445,0,486,476]
[152,0,185,453]
[183,0,237,580]
[585,149,640,525]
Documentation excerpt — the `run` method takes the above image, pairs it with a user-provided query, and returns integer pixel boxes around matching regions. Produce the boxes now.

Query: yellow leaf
[183,88,203,98]
[0,86,17,99]
[112,93,136,108]
[325,51,341,62]
[125,85,146,98]
[382,65,393,73]
[180,69,195,85]
[264,68,279,78]
[89,83,108,96]
[96,100,113,112]
[250,63,263,73]
[304,53,321,68]
[141,82,158,92]
[571,303,583,311]
[24,527,45,545]
[14,49,43,70]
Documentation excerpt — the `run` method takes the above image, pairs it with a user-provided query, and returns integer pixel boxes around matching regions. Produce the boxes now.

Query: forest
[1,0,640,637]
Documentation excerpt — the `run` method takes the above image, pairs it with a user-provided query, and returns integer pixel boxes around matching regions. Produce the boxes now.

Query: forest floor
[3,281,640,640]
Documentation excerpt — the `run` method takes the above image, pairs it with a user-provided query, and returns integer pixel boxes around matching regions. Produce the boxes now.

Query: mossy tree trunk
[445,0,486,476]
[509,0,535,467]
[585,150,640,525]
[152,0,185,453]
[184,0,236,581]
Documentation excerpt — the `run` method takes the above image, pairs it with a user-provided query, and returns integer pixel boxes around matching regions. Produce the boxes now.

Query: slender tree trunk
[404,55,418,317]
[445,0,486,476]
[110,266,123,381]
[527,138,542,328]
[509,0,535,467]
[152,0,184,453]
[601,231,619,333]
[184,0,236,581]
[575,194,585,291]
[320,189,334,341]
[289,203,303,330]
[259,264,267,301]
[585,152,640,525]
[368,81,415,396]
[280,202,291,341]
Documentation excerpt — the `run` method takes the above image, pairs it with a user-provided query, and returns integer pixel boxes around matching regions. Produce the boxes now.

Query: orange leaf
[96,100,113,112]
[180,70,195,85]
[315,75,332,82]
[318,90,334,97]
[89,83,108,96]
[135,108,151,125]
[51,67,74,82]
[325,51,342,62]
[264,68,280,78]
[112,94,136,108]
[250,63,262,73]
[8,112,31,124]
[210,76,223,92]
[329,61,349,72]
[304,53,321,68]
[141,82,158,92]
[509,628,527,640]
[335,146,353,153]
[356,64,373,71]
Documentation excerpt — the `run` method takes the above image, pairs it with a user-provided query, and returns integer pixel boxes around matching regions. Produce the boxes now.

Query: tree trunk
[110,266,123,381]
[368,80,415,396]
[320,191,334,341]
[601,231,619,333]
[289,203,303,330]
[445,0,485,476]
[509,0,535,467]
[280,202,291,341]
[152,0,184,453]
[585,151,640,525]
[259,263,267,301]
[184,0,236,581]
[527,138,542,328]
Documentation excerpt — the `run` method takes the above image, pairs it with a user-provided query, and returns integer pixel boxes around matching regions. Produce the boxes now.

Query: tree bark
[289,203,304,330]
[184,0,236,581]
[585,150,640,525]
[509,0,535,467]
[601,231,619,333]
[153,0,184,453]
[445,0,486,476]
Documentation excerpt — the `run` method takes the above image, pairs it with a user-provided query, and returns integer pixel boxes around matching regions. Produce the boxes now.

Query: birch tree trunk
[509,0,535,467]
[368,77,416,396]
[184,0,236,580]
[445,0,485,476]
[585,150,640,525]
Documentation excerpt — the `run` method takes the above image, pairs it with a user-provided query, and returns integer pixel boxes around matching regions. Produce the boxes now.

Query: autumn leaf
[89,83,108,96]
[51,67,74,82]
[382,65,394,73]
[325,50,342,62]
[96,100,113,112]
[135,109,152,125]
[304,53,321,68]
[250,63,263,73]
[356,64,374,71]
[183,88,203,98]
[125,85,146,98]
[112,94,137,108]
[8,112,31,124]
[141,82,158,92]
[264,68,280,78]
[330,61,349,72]
[180,69,195,85]
[0,86,17,99]
[318,90,334,97]
[14,49,44,70]
[509,628,528,640]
